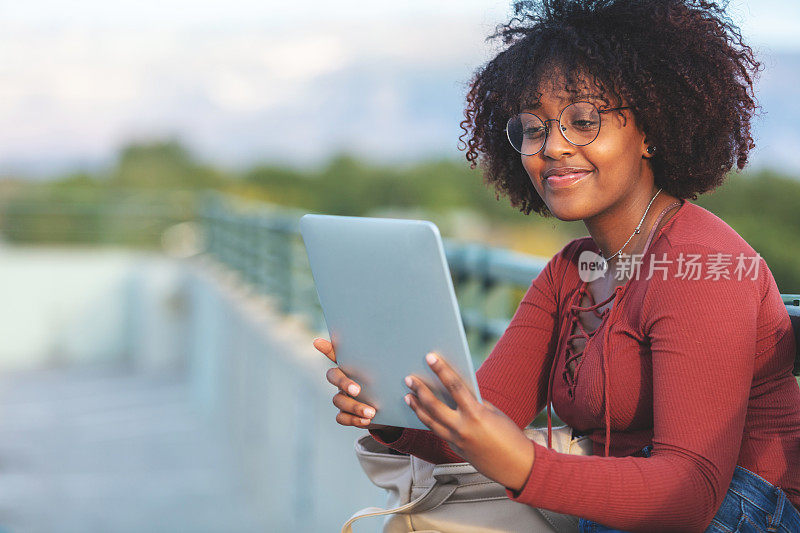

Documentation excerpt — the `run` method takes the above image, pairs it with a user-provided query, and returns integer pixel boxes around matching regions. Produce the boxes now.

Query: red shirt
[371,200,800,532]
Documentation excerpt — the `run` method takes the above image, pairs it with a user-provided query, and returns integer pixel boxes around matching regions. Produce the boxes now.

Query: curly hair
[459,0,761,217]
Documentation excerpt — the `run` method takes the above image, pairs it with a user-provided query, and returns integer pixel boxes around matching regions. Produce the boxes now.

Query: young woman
[314,0,800,531]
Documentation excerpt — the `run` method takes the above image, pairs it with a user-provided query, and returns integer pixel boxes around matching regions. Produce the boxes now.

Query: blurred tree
[696,170,800,292]
[27,140,800,292]
[243,164,308,206]
[110,140,226,189]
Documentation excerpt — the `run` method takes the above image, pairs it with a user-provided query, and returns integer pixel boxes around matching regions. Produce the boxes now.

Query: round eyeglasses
[505,102,631,156]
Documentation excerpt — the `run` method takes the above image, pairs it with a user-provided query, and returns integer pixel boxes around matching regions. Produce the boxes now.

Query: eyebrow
[526,93,607,109]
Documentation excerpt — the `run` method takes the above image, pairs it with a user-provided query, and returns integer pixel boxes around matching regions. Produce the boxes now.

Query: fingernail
[404,394,411,405]
[364,407,375,417]
[361,418,370,425]
[404,376,413,387]
[426,353,438,365]
[348,384,360,396]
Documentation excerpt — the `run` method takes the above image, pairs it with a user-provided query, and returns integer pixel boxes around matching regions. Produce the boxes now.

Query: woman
[314,0,800,531]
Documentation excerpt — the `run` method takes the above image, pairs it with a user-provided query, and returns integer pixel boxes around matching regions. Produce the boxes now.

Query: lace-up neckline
[563,286,618,396]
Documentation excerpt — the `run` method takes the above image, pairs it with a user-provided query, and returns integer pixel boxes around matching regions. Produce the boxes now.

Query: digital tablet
[300,214,482,430]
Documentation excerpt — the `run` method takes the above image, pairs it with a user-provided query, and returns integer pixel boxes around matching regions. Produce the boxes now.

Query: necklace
[600,188,662,263]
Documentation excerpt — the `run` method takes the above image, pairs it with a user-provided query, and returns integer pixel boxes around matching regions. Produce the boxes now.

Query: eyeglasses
[505,102,631,156]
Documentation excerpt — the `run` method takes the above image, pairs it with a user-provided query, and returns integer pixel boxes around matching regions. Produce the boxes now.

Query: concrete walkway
[0,364,270,533]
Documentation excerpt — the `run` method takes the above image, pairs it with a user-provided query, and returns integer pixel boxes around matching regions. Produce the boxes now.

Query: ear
[642,137,654,160]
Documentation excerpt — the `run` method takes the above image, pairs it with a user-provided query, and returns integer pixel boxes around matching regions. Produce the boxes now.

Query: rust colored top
[552,200,681,458]
[371,200,800,532]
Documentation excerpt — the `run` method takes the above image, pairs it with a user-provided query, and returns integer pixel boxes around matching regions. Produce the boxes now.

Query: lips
[543,167,593,189]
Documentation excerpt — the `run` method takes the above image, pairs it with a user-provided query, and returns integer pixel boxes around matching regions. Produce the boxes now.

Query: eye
[523,126,546,139]
[570,119,599,131]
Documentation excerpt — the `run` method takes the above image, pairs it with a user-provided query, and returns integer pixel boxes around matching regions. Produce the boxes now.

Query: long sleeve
[506,243,760,532]
[370,238,572,463]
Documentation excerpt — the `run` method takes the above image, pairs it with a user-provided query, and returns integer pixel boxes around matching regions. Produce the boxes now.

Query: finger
[313,338,336,363]
[424,352,477,412]
[336,411,373,427]
[405,374,458,428]
[326,367,362,397]
[405,393,455,441]
[333,392,376,419]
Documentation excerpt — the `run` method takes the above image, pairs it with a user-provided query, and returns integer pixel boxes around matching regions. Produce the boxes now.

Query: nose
[541,119,575,159]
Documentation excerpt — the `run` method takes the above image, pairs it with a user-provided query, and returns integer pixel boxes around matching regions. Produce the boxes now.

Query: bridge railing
[199,193,553,363]
[1,188,797,367]
[197,193,800,368]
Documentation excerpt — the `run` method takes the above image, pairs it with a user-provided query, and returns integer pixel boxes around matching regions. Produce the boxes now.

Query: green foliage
[17,139,800,292]
[241,153,516,219]
[110,140,227,189]
[0,186,195,248]
[695,171,800,293]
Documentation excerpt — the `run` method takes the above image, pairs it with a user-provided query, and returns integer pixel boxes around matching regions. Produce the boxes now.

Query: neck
[584,183,680,271]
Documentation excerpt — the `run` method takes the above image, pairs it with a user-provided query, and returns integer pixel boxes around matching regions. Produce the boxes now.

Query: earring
[646,145,657,155]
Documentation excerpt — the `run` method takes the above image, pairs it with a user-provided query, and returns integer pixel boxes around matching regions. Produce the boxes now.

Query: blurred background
[0,1,798,531]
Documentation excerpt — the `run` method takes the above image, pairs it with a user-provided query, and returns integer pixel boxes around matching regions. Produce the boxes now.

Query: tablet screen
[300,214,482,430]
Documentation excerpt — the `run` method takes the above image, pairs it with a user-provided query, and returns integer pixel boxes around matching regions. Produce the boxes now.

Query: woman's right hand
[313,337,403,440]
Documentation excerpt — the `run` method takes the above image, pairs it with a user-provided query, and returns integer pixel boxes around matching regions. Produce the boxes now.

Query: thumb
[313,338,336,363]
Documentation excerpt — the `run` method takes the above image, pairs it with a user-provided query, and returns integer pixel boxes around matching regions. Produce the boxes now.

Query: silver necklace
[601,188,662,263]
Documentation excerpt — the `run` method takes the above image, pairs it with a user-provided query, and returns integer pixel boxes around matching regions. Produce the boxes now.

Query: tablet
[300,214,482,430]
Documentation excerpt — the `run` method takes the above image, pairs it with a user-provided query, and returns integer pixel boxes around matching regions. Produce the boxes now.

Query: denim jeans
[578,445,800,532]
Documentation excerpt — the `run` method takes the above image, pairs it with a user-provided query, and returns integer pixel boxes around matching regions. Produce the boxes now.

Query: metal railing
[1,188,798,366]
[196,193,800,367]
[198,193,548,362]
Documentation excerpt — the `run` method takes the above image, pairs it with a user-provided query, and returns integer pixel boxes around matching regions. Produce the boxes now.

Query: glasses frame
[505,102,632,156]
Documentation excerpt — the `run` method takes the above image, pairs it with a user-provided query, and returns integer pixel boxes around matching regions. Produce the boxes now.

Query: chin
[544,200,593,222]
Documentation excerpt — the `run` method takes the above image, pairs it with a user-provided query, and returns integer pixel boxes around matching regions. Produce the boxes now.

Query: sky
[2,0,799,176]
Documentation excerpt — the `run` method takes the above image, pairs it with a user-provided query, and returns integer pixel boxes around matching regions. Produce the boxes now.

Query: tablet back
[300,214,481,430]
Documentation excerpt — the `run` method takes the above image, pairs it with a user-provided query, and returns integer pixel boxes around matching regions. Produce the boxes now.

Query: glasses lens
[560,102,600,146]
[506,113,546,155]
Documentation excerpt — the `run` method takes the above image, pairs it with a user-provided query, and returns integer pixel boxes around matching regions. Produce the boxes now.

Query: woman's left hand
[404,352,535,492]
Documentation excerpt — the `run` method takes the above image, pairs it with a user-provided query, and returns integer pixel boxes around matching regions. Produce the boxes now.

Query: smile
[544,170,593,189]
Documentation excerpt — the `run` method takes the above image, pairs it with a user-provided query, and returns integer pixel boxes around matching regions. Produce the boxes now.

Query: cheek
[521,157,545,195]
[586,135,643,174]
